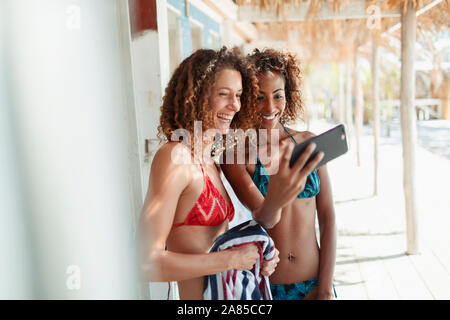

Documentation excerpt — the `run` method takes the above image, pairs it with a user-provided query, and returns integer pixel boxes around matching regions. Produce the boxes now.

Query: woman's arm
[315,165,337,299]
[139,143,259,282]
[222,142,323,229]
[220,161,278,227]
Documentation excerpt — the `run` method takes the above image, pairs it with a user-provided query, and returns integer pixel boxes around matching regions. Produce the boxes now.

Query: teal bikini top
[252,126,320,198]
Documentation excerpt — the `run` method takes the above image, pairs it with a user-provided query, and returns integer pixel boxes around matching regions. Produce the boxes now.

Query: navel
[287,252,295,261]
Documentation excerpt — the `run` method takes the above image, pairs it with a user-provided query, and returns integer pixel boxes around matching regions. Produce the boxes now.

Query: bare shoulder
[150,141,193,184]
[152,141,191,165]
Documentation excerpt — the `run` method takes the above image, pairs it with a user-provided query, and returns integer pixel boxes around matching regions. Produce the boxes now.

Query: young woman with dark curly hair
[221,48,337,300]
[138,47,319,300]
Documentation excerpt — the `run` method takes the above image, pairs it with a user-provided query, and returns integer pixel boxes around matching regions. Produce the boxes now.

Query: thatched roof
[237,0,450,63]
[237,0,446,16]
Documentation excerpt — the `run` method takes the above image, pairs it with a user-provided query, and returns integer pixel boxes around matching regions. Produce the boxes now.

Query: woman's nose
[263,98,276,113]
[230,95,241,112]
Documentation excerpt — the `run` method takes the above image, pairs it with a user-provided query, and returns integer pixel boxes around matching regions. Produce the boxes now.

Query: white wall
[167,7,183,77]
[1,0,140,299]
[129,0,176,300]
[0,0,34,298]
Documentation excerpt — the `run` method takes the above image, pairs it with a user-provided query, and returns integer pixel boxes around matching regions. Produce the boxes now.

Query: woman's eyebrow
[218,87,243,91]
[258,88,284,94]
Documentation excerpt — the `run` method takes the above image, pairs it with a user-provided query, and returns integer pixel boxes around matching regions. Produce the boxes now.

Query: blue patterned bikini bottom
[270,278,337,300]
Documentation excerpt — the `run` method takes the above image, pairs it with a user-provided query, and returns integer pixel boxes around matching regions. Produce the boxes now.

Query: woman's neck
[192,138,215,166]
[264,122,284,145]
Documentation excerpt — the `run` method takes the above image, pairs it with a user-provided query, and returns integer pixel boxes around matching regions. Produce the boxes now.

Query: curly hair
[247,48,305,126]
[158,46,259,144]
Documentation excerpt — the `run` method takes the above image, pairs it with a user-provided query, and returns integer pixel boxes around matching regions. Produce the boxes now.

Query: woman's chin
[214,120,232,134]
[260,117,279,129]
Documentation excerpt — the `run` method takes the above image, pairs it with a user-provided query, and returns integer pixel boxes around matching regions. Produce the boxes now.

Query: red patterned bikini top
[172,165,235,228]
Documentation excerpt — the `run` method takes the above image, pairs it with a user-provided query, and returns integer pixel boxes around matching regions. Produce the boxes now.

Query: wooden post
[338,63,345,124]
[345,57,354,147]
[372,32,380,196]
[303,75,313,131]
[440,78,450,120]
[353,47,363,167]
[400,1,419,254]
[185,0,189,17]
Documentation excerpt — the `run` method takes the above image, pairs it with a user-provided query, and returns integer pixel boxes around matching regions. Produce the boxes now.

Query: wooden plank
[429,244,450,276]
[408,245,450,299]
[335,237,368,300]
[382,236,434,300]
[360,257,400,299]
[361,234,430,299]
[237,0,401,22]
[382,253,433,299]
[350,237,400,300]
[335,263,368,299]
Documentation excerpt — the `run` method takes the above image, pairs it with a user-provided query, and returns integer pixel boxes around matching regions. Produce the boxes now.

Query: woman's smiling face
[256,71,286,129]
[209,68,242,134]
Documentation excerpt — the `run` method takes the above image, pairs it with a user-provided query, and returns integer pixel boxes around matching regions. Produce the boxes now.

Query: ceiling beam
[237,0,401,22]
[387,0,444,33]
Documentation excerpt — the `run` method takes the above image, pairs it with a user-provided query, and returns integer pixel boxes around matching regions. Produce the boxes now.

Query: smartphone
[289,124,348,169]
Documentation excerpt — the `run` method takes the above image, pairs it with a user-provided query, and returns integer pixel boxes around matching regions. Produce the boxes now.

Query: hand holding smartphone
[289,124,348,169]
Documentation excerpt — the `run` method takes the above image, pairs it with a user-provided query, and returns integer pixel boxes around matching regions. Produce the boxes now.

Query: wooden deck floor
[319,120,450,300]
[335,231,450,299]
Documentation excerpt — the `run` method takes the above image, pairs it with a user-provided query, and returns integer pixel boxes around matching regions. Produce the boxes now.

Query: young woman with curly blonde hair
[222,48,337,300]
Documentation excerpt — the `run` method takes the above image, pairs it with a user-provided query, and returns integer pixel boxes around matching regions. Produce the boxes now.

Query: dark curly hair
[247,48,305,126]
[158,46,259,144]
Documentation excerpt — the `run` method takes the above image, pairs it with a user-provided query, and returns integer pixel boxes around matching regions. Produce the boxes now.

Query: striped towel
[203,220,275,300]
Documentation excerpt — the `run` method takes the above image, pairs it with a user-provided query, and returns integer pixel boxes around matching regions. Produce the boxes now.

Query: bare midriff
[267,197,320,284]
[166,222,228,299]
[246,130,320,284]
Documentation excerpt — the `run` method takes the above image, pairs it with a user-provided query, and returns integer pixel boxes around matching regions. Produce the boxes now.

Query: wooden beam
[202,0,237,21]
[237,0,400,22]
[387,0,443,33]
[379,99,442,107]
[202,0,258,42]
[400,1,419,255]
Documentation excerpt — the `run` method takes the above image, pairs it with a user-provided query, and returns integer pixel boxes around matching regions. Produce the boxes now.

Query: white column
[2,0,140,298]
[0,1,33,297]
[128,0,176,299]
[130,0,170,194]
